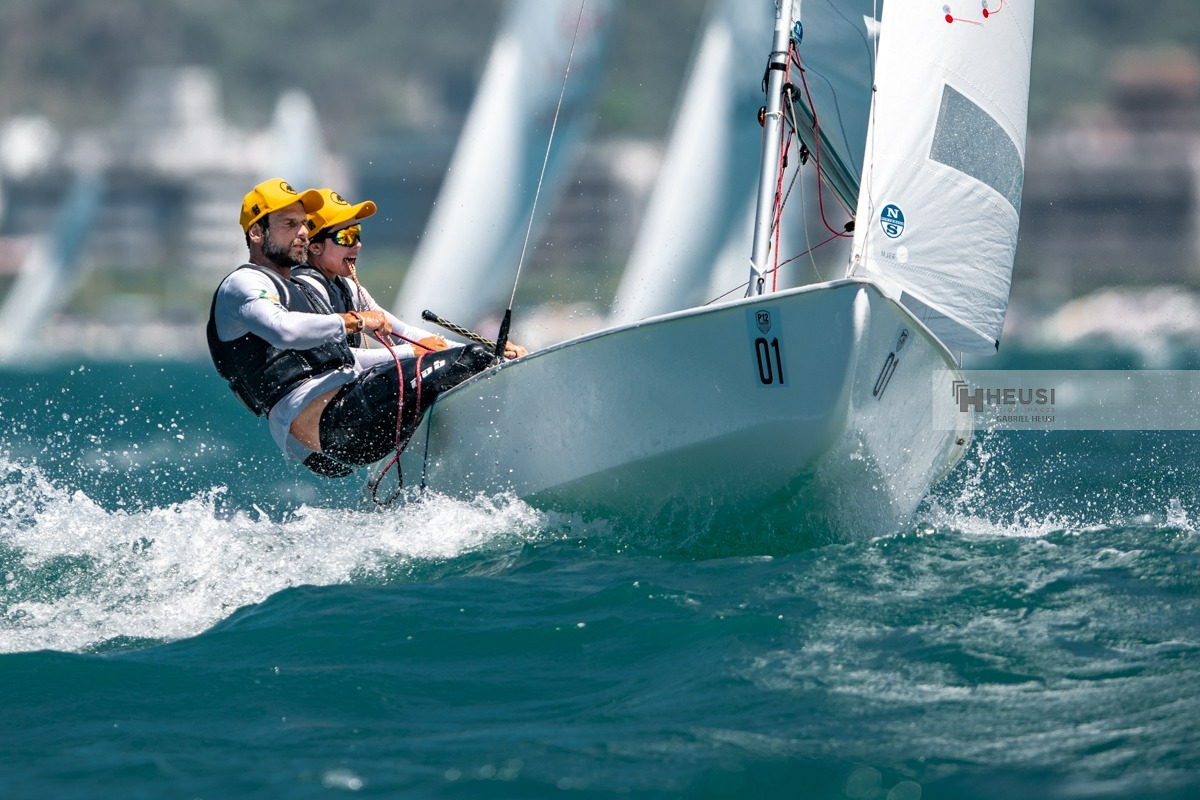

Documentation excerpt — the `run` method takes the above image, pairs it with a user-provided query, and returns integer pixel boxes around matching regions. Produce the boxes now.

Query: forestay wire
[505,0,589,310]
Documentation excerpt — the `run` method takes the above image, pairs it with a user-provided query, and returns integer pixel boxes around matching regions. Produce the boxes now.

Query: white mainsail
[847,1,1034,354]
[393,0,616,330]
[607,0,771,324]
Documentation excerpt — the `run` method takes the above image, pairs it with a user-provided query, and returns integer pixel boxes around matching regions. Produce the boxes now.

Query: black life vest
[292,266,363,347]
[207,264,354,417]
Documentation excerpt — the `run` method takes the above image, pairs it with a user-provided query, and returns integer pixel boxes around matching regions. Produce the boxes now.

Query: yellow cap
[240,178,324,232]
[304,188,377,238]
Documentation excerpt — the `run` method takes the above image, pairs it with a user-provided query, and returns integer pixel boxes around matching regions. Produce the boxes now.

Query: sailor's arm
[344,282,432,346]
[341,310,391,338]
[215,271,347,348]
[346,280,526,357]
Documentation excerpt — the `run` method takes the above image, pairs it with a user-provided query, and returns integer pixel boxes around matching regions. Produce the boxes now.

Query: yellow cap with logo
[240,178,324,232]
[304,188,377,238]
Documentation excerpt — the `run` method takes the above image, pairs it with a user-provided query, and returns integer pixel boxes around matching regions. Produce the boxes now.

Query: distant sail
[0,170,104,363]
[848,1,1035,354]
[393,0,617,329]
[607,0,771,324]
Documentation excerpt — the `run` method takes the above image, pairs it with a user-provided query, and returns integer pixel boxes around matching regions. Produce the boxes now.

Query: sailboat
[396,0,1034,538]
[0,168,104,364]
[392,0,617,330]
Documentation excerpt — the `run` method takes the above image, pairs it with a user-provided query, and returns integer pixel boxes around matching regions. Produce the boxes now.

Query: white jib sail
[607,0,771,324]
[393,0,615,330]
[848,0,1035,354]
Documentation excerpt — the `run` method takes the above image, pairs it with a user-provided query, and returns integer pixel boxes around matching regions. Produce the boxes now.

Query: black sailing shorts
[318,343,493,469]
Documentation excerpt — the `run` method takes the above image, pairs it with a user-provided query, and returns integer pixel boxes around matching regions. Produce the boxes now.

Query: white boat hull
[401,280,971,541]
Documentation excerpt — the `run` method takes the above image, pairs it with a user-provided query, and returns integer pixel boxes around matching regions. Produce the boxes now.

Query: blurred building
[0,67,339,307]
[1018,48,1200,304]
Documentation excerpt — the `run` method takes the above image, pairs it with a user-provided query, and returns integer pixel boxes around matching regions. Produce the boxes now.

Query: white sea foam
[914,430,1199,539]
[0,457,548,654]
[912,432,1070,538]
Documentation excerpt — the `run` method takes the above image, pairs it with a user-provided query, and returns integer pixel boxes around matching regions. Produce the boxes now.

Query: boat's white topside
[400,279,971,536]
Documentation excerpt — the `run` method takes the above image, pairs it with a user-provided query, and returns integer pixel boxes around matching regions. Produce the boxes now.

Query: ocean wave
[0,458,552,655]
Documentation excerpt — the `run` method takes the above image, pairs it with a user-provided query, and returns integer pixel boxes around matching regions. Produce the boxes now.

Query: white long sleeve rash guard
[211,266,357,463]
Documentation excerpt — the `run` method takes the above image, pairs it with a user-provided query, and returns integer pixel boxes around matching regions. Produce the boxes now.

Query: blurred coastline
[0,3,1198,363]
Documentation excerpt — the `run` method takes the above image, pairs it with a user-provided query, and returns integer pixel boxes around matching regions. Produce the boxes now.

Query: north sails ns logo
[880,204,905,238]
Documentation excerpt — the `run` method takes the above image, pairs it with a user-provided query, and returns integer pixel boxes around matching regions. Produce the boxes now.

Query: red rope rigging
[792,50,855,241]
[366,330,424,508]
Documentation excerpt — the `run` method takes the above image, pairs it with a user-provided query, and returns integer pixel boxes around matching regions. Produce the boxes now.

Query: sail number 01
[754,337,785,385]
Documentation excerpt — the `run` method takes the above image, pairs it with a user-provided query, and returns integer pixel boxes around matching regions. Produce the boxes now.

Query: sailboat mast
[746,0,795,297]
